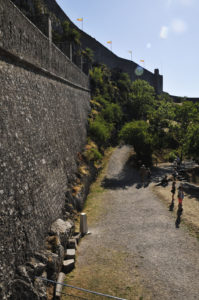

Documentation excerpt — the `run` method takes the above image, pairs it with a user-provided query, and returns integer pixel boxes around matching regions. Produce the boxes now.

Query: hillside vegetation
[88,64,199,166]
[10,0,199,165]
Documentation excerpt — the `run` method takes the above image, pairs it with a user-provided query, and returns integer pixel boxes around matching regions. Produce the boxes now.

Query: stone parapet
[0,0,89,89]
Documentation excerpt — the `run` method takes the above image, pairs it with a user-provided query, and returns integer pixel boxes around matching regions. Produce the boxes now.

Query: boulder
[55,272,65,298]
[62,259,75,273]
[65,249,75,260]
[28,259,46,277]
[50,219,74,248]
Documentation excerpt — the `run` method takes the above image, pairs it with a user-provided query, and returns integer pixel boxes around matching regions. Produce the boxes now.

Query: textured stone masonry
[0,0,89,89]
[0,1,91,299]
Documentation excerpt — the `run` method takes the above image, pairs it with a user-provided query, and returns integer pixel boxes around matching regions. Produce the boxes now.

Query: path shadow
[101,161,140,189]
[175,206,183,228]
[102,159,199,195]
[102,161,173,190]
[169,200,174,211]
[183,183,199,201]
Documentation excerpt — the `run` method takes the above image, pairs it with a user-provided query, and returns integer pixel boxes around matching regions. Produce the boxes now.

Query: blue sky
[56,0,199,97]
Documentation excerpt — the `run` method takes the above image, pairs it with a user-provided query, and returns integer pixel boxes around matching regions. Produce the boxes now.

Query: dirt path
[63,146,199,300]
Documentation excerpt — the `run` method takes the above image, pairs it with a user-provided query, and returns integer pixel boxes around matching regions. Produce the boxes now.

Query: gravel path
[70,146,199,300]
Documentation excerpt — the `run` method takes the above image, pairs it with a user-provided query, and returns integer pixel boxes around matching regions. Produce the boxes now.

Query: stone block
[50,219,74,248]
[62,259,75,273]
[65,249,76,260]
[55,272,65,298]
[68,238,77,249]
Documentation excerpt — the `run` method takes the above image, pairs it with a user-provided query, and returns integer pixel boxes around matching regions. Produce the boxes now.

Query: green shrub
[89,117,113,146]
[84,148,102,162]
[94,96,109,108]
[62,21,80,44]
[82,48,94,63]
[33,0,43,15]
[101,103,123,124]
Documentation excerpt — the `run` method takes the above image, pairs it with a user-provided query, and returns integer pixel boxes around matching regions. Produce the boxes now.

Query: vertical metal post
[80,213,88,235]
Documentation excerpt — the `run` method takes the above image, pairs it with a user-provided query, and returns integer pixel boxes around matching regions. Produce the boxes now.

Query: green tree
[172,101,199,156]
[119,120,153,164]
[185,123,199,161]
[61,21,81,60]
[62,21,80,45]
[115,72,132,104]
[89,65,112,98]
[127,80,156,120]
[148,98,176,149]
[33,0,43,15]
[82,48,94,64]
[175,101,199,131]
[101,103,123,125]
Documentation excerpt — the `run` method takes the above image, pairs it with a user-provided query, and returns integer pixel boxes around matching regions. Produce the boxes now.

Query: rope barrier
[35,276,128,300]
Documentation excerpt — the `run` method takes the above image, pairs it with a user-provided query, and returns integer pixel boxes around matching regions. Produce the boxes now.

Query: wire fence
[36,276,128,300]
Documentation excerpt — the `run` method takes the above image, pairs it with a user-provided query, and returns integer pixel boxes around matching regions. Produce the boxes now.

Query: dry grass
[81,147,114,225]
[74,147,114,234]
[72,184,83,197]
[152,182,199,239]
[62,249,151,300]
[78,165,90,176]
[84,140,98,151]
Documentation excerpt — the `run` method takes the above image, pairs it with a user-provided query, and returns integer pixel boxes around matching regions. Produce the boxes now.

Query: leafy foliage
[89,63,199,164]
[33,0,43,15]
[126,80,156,120]
[89,116,113,147]
[185,124,199,161]
[119,120,153,163]
[101,103,122,124]
[82,48,94,63]
[84,147,102,162]
[62,21,80,45]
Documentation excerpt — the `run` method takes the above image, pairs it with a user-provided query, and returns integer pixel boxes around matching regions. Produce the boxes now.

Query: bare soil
[62,146,199,300]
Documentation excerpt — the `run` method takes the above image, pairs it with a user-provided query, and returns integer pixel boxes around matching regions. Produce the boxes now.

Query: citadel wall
[0,0,90,298]
[10,0,163,94]
[0,0,89,89]
[80,32,163,94]
[39,0,163,94]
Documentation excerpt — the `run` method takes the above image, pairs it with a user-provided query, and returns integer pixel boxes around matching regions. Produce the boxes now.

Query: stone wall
[10,0,163,94]
[42,0,163,93]
[0,0,89,89]
[0,0,91,298]
[80,32,163,93]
